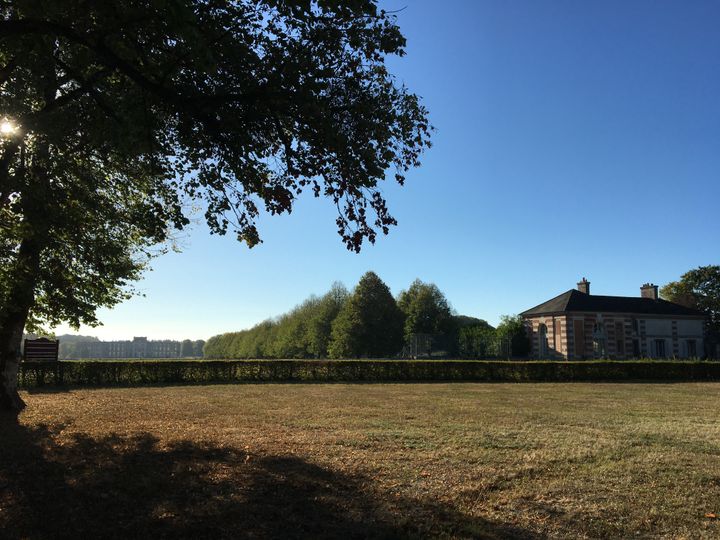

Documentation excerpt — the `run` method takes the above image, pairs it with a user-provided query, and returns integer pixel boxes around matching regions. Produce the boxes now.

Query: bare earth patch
[2,383,719,538]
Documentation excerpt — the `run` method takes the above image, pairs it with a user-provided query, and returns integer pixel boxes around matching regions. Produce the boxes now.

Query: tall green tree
[495,315,530,358]
[397,279,454,340]
[0,1,431,410]
[457,320,495,358]
[306,282,348,358]
[328,271,403,358]
[661,265,720,340]
[272,296,319,358]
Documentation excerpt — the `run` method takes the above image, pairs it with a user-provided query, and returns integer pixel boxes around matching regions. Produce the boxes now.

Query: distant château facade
[81,337,180,358]
[521,279,706,359]
[65,337,205,359]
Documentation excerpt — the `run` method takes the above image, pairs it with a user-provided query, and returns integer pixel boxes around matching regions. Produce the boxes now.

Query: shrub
[18,359,720,388]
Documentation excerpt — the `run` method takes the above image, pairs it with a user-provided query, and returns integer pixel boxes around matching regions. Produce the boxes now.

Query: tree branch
[52,57,120,123]
[0,56,17,86]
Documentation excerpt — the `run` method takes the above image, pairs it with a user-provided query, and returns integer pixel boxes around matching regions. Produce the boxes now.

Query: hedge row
[17,359,720,388]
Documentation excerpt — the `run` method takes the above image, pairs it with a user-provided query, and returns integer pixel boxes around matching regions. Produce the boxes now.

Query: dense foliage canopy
[327,271,404,358]
[0,0,431,409]
[204,272,527,360]
[494,315,531,358]
[457,319,496,358]
[397,279,455,340]
[661,265,720,338]
[204,283,349,359]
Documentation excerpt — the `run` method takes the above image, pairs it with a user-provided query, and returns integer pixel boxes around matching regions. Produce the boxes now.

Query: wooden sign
[23,338,59,362]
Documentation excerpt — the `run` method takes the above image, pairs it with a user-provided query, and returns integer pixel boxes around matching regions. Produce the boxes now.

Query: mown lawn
[2,383,719,538]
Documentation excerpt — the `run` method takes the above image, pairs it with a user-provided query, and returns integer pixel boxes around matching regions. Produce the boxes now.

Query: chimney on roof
[641,283,659,300]
[577,277,590,295]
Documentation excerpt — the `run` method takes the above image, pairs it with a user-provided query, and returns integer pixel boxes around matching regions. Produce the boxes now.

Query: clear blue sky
[56,0,720,341]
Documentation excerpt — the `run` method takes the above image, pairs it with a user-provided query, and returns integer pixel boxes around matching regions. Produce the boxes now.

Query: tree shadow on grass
[0,415,537,539]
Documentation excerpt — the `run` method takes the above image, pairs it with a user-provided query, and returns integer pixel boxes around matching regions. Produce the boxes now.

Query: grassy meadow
[3,382,720,538]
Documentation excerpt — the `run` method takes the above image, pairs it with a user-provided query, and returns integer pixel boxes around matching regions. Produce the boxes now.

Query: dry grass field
[2,382,720,539]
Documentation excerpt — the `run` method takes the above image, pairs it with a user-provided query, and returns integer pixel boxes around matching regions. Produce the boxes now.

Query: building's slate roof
[520,289,705,317]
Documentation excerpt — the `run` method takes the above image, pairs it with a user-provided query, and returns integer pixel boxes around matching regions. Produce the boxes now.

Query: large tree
[328,271,403,358]
[495,315,530,359]
[397,279,454,340]
[661,265,720,341]
[306,282,348,358]
[272,296,318,358]
[396,279,455,357]
[0,1,431,410]
[457,319,495,358]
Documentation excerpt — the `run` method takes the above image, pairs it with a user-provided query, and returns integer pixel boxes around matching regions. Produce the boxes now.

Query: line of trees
[204,272,529,359]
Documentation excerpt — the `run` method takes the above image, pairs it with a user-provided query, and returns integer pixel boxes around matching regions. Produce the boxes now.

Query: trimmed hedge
[17,359,720,388]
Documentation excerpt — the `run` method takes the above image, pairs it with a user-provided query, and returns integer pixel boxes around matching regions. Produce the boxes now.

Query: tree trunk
[0,313,28,412]
[0,236,42,412]
[0,36,56,413]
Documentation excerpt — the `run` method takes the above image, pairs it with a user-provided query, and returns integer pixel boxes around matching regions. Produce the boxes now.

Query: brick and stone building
[520,278,706,359]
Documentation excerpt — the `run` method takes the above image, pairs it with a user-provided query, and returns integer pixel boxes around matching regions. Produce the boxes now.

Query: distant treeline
[205,272,530,359]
